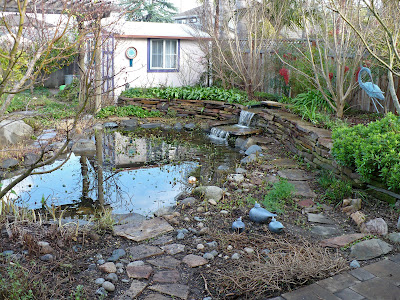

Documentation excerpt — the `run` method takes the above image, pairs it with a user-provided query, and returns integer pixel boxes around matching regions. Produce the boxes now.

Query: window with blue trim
[149,39,179,71]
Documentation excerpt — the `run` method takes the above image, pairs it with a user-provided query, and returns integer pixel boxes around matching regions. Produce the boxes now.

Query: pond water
[4,128,242,218]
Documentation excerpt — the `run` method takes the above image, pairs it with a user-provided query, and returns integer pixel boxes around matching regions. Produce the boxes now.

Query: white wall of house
[114,37,207,98]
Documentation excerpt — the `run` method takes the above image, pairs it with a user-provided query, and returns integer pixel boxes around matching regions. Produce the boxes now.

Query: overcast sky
[171,0,200,13]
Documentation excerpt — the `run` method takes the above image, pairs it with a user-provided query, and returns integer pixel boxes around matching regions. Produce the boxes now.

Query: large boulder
[0,120,33,145]
[193,186,224,202]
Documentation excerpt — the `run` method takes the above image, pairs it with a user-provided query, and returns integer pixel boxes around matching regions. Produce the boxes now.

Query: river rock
[40,254,54,262]
[95,278,105,285]
[184,123,196,130]
[387,232,400,243]
[102,281,115,292]
[37,241,53,254]
[350,239,392,260]
[241,153,257,164]
[106,273,118,282]
[193,186,224,201]
[182,254,208,267]
[227,174,245,183]
[180,197,196,206]
[245,145,262,155]
[154,206,175,217]
[361,218,388,235]
[103,122,118,129]
[99,262,117,273]
[0,120,33,145]
[107,248,126,262]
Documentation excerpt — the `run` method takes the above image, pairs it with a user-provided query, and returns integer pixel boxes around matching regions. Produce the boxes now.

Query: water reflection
[3,129,241,218]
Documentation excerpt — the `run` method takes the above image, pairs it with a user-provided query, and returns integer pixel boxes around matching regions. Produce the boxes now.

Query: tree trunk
[387,70,400,115]
[336,101,344,118]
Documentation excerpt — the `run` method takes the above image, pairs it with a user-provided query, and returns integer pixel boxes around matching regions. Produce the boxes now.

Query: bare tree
[278,0,369,118]
[331,0,400,114]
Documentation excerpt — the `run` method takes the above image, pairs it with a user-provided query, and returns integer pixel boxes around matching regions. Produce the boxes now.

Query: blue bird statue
[249,202,277,223]
[268,217,284,234]
[358,66,385,112]
[232,217,245,233]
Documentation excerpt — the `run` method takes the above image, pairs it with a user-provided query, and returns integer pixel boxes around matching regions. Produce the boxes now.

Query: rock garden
[1,87,400,300]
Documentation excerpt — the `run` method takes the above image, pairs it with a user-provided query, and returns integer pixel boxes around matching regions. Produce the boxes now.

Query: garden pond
[2,128,243,219]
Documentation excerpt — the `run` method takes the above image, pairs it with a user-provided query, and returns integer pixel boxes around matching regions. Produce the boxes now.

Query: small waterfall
[238,110,255,127]
[209,127,230,140]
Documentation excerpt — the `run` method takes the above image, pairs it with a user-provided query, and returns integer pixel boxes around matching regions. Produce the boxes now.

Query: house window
[148,39,179,72]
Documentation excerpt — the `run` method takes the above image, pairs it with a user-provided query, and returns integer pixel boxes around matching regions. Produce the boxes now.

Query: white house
[112,21,210,98]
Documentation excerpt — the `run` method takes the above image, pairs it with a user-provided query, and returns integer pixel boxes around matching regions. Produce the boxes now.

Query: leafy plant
[263,179,295,213]
[96,105,161,119]
[318,171,352,204]
[332,113,400,191]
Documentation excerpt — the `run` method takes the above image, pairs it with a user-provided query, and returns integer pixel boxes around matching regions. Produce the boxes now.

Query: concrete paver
[334,288,365,300]
[349,268,376,281]
[316,273,360,293]
[349,277,400,300]
[282,283,341,300]
[362,259,400,286]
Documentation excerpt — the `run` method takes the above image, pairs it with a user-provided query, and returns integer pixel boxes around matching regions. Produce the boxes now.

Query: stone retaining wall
[118,97,244,121]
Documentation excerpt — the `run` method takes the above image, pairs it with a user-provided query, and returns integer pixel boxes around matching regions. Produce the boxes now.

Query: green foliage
[56,78,79,102]
[332,113,400,191]
[121,86,249,104]
[263,179,295,213]
[69,285,86,300]
[318,171,352,204]
[96,105,161,119]
[254,91,281,102]
[121,0,177,23]
[0,262,43,300]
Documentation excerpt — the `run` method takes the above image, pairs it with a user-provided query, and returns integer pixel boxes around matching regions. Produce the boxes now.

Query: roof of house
[115,21,210,40]
[173,6,202,18]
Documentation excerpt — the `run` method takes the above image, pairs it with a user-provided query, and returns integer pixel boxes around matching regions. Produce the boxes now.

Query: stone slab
[114,217,174,242]
[316,273,360,293]
[126,265,153,279]
[311,225,340,237]
[289,181,317,198]
[152,235,174,246]
[149,284,189,300]
[389,253,400,264]
[333,288,365,300]
[160,243,185,255]
[153,270,180,283]
[143,294,171,300]
[118,280,147,299]
[307,213,335,224]
[182,254,208,267]
[147,256,181,269]
[277,169,313,181]
[282,283,341,300]
[349,239,392,261]
[349,268,376,282]
[320,234,367,248]
[349,277,400,300]
[297,199,315,208]
[126,245,164,260]
[362,259,400,286]
[271,158,298,168]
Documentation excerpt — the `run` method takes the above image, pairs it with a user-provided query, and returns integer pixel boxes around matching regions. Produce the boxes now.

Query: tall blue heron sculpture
[358,66,385,112]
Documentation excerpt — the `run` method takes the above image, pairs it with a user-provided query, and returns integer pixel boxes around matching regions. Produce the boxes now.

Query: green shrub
[120,86,248,104]
[96,105,161,119]
[254,91,281,102]
[263,179,295,213]
[332,113,400,191]
[318,171,352,203]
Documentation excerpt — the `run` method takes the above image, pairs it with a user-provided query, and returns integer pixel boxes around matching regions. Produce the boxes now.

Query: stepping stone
[143,294,171,300]
[349,239,392,261]
[153,270,180,283]
[161,244,185,255]
[126,265,153,279]
[271,158,298,168]
[282,283,340,300]
[349,268,376,281]
[298,199,315,208]
[265,175,279,184]
[307,213,335,224]
[117,280,147,299]
[152,235,174,246]
[334,288,364,300]
[149,284,190,300]
[289,181,317,198]
[311,225,340,237]
[349,277,400,300]
[114,217,174,242]
[320,233,367,248]
[277,169,313,181]
[126,245,164,260]
[147,256,181,269]
[316,273,360,293]
[182,254,207,267]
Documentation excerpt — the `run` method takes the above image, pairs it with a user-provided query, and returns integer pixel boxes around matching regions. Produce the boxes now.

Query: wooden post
[95,129,104,206]
[94,20,102,113]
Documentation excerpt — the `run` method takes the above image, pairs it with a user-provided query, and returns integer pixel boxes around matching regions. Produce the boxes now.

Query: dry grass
[208,231,348,299]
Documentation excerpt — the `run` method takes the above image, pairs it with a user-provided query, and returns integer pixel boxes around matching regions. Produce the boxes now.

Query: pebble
[87,264,97,271]
[102,281,115,292]
[2,250,14,256]
[184,217,190,222]
[197,207,205,213]
[208,199,217,205]
[177,228,189,234]
[231,253,240,260]
[95,254,103,260]
[206,241,218,248]
[197,222,204,229]
[199,227,208,235]
[127,261,144,267]
[262,249,271,255]
[120,259,129,264]
[220,210,229,215]
[203,253,214,260]
[72,245,82,253]
[244,247,254,254]
[95,287,107,296]
[115,263,124,269]
[194,217,205,222]
[95,278,105,285]
[210,250,218,257]
[197,244,205,250]
[177,232,185,240]
[107,248,126,262]
[227,245,233,251]
[97,259,106,265]
[40,254,54,262]
[106,273,118,282]
[189,228,198,234]
[203,297,212,300]
[121,279,130,283]
[224,255,229,260]
[350,260,360,268]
